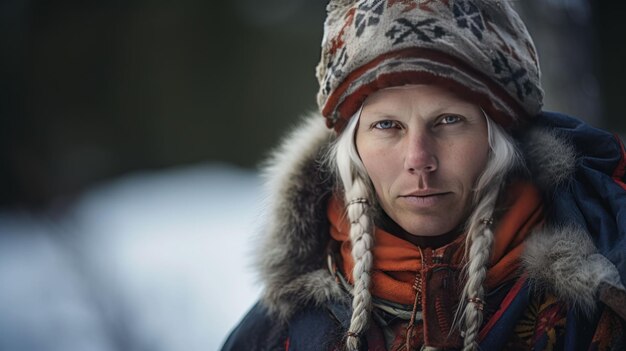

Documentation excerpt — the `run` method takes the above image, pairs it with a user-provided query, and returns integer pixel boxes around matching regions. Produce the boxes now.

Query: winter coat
[221,112,626,350]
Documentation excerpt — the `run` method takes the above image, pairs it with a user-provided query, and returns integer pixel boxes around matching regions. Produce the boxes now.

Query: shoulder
[221,300,349,351]
[220,302,287,351]
[255,114,348,320]
[518,112,626,321]
[287,304,348,351]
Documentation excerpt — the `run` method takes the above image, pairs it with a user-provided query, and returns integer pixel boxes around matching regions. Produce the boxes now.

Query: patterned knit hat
[316,0,543,131]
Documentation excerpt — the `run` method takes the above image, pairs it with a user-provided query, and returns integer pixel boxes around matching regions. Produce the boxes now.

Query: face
[356,84,490,237]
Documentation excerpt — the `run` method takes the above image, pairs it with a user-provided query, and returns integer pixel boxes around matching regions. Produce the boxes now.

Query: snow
[0,164,263,351]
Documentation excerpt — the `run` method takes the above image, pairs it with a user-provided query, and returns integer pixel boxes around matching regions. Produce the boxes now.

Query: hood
[254,112,626,322]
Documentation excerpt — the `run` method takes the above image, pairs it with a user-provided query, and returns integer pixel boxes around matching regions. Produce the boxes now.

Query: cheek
[359,145,382,184]
[357,141,394,195]
[460,138,490,183]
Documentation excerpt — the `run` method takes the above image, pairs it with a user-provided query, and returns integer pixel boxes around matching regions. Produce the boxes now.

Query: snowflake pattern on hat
[453,0,486,40]
[492,50,534,101]
[316,0,544,130]
[322,46,350,96]
[355,0,385,36]
[385,18,447,45]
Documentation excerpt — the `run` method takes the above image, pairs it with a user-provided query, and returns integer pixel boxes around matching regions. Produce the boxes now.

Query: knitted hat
[316,0,543,131]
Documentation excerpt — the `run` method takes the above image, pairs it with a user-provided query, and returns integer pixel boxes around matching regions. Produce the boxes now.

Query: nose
[404,131,438,173]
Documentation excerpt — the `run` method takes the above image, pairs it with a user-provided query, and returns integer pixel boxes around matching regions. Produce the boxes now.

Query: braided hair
[327,109,521,350]
[458,115,521,350]
[331,110,375,350]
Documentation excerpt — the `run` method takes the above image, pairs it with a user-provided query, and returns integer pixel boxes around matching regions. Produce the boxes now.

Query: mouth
[401,190,451,198]
[399,191,452,208]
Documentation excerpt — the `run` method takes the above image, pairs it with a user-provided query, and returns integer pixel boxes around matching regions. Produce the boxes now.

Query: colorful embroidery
[387,0,450,13]
[355,0,386,37]
[329,8,356,55]
[507,292,567,350]
[387,0,418,13]
[531,296,567,348]
[322,46,349,95]
[491,50,533,100]
[452,0,485,40]
[589,308,626,351]
[385,18,446,45]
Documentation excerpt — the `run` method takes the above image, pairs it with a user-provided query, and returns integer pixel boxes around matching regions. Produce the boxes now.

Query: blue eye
[373,120,399,130]
[439,115,463,124]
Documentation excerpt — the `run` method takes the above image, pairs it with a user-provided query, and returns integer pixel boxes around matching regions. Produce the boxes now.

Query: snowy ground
[0,164,263,351]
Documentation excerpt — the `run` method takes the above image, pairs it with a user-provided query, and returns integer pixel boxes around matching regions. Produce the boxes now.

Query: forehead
[361,84,480,115]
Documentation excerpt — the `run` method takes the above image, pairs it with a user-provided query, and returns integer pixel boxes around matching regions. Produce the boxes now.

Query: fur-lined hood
[255,112,626,322]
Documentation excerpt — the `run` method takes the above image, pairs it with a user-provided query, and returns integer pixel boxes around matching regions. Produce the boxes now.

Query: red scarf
[328,181,543,305]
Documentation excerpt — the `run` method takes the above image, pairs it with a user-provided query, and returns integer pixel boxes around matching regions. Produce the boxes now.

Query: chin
[400,220,459,237]
[391,213,461,236]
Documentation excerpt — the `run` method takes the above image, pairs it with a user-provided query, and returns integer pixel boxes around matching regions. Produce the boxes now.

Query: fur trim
[256,113,348,321]
[254,112,620,321]
[519,126,577,191]
[523,224,624,315]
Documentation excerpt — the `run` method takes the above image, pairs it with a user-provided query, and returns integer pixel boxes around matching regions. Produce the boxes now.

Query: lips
[399,191,452,208]
[401,189,450,197]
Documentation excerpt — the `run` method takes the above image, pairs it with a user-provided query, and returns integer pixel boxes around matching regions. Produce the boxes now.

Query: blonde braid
[460,188,499,351]
[329,109,521,350]
[456,115,522,350]
[326,108,376,350]
[344,175,374,351]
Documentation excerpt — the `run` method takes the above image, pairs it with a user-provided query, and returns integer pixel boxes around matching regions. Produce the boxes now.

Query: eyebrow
[360,106,400,119]
[363,103,480,119]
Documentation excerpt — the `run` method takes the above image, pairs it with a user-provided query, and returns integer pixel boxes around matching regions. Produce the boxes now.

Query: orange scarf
[328,181,543,305]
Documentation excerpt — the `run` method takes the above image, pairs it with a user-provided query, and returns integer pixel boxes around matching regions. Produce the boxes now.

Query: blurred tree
[590,1,626,131]
[515,0,601,125]
[1,0,624,210]
[0,0,325,209]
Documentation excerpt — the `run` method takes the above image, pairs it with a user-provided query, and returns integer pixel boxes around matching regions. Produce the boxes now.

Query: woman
[222,1,626,350]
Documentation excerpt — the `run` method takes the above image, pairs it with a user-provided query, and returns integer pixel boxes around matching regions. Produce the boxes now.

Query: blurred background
[0,1,624,350]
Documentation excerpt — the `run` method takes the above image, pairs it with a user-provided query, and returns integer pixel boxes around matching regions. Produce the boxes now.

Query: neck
[375,209,463,249]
